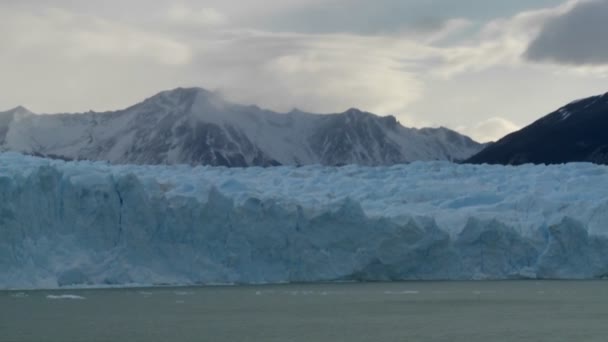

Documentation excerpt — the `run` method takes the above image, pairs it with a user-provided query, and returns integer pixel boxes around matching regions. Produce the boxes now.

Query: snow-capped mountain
[467,92,608,165]
[0,87,483,166]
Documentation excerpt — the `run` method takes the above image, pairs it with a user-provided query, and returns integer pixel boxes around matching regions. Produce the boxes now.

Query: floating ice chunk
[46,294,86,300]
[383,290,420,295]
[11,292,29,298]
[174,291,194,296]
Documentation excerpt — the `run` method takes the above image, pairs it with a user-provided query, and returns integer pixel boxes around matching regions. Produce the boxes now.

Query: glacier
[1,152,608,289]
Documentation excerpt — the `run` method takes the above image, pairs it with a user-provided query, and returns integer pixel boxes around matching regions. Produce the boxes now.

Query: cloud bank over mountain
[1,0,607,142]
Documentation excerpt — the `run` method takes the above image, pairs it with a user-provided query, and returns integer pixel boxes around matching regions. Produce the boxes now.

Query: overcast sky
[2,0,608,142]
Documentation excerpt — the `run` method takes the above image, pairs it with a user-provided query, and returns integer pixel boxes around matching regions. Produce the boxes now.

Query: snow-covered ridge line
[2,153,608,289]
[0,87,483,167]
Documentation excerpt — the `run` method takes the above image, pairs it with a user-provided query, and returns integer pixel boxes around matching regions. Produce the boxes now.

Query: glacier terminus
[2,153,608,289]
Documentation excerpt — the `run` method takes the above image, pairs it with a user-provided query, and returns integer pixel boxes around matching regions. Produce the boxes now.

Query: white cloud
[202,31,430,114]
[457,117,521,143]
[0,2,437,115]
[0,7,192,66]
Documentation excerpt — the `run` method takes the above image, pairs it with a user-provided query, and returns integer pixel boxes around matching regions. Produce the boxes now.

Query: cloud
[526,0,608,65]
[0,4,432,115]
[0,6,196,113]
[259,0,566,36]
[431,1,578,78]
[167,4,226,27]
[0,7,192,66]
[457,117,521,142]
[1,0,606,137]
[192,30,431,114]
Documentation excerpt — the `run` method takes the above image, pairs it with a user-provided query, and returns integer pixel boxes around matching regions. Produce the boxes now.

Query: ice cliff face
[2,153,608,289]
[0,88,482,166]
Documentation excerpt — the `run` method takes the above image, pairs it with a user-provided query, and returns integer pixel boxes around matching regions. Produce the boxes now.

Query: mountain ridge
[0,87,484,167]
[467,92,608,165]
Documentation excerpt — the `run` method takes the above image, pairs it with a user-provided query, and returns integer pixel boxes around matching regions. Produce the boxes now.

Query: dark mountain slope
[467,93,608,165]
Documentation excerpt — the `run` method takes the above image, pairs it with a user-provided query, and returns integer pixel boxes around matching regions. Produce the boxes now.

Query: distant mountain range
[467,92,608,165]
[0,87,483,167]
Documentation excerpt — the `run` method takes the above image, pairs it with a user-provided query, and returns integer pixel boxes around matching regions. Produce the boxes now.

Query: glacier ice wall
[1,152,608,289]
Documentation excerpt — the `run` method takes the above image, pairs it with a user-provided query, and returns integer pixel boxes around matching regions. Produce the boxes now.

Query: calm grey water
[1,281,607,342]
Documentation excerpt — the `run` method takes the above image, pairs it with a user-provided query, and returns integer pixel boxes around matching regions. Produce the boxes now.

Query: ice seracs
[2,152,608,289]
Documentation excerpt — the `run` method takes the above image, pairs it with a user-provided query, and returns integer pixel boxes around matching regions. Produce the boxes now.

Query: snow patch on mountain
[558,108,572,121]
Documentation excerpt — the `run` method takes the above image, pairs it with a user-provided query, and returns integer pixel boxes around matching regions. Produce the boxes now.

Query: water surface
[1,281,607,342]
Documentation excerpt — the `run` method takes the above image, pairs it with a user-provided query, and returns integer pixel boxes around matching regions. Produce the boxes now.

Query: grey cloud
[2,0,604,136]
[0,4,429,115]
[16,0,561,36]
[526,0,608,65]
[263,0,563,35]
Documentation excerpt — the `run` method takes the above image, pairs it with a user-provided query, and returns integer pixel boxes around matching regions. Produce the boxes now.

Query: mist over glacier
[2,152,608,289]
